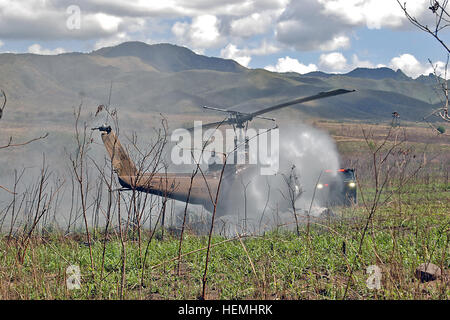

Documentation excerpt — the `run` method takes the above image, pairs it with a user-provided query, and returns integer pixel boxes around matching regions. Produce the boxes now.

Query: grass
[0,121,448,300]
[0,179,448,300]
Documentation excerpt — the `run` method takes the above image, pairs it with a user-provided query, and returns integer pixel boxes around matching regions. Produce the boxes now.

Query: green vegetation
[0,180,447,300]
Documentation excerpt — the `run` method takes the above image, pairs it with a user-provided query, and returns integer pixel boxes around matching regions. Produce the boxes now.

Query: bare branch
[0,89,6,120]
[0,185,16,194]
[398,1,450,134]
[397,0,450,53]
[0,133,49,150]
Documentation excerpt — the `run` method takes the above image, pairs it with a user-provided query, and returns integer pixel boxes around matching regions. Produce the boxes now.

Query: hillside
[343,67,410,81]
[0,41,446,129]
[93,42,244,73]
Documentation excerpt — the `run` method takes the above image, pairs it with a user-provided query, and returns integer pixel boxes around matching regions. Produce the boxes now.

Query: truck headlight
[348,182,356,188]
[317,183,324,189]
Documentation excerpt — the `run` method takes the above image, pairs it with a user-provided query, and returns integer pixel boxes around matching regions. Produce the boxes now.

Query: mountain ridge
[91,41,245,73]
[0,41,444,126]
[4,41,438,82]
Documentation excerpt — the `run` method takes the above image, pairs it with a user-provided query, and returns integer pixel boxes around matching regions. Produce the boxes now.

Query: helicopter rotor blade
[184,88,354,132]
[250,88,355,118]
[203,106,232,114]
[185,118,232,132]
[254,115,276,121]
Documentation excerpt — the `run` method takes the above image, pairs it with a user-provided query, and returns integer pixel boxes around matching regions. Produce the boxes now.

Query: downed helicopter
[93,88,355,216]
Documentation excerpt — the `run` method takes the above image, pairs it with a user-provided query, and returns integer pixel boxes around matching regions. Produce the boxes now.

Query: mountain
[92,41,244,73]
[344,67,411,81]
[303,71,334,78]
[415,73,439,84]
[0,41,445,132]
[304,67,412,81]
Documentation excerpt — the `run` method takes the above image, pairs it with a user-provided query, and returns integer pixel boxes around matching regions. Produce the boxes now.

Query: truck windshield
[341,170,355,180]
[323,170,355,181]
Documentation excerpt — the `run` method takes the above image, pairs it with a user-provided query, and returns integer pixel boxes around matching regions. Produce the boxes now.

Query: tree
[398,1,450,130]
[0,89,48,194]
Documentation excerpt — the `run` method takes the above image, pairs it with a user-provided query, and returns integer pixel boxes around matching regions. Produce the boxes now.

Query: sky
[0,0,449,78]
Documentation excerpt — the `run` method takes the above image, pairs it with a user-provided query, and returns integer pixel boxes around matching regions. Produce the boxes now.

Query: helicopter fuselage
[100,127,236,213]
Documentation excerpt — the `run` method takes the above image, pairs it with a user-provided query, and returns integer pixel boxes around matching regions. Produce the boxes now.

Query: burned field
[0,116,448,300]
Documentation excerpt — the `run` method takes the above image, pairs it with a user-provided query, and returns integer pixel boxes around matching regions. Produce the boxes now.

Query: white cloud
[220,44,251,67]
[319,35,350,51]
[390,53,447,79]
[265,52,448,78]
[390,53,426,78]
[246,40,280,56]
[318,0,428,29]
[351,54,374,69]
[27,43,66,55]
[319,52,394,73]
[274,0,431,52]
[177,0,290,17]
[425,60,449,79]
[191,15,221,46]
[172,21,189,37]
[319,52,347,71]
[273,52,388,74]
[0,1,355,53]
[94,13,123,32]
[0,40,3,48]
[172,15,222,49]
[274,1,354,52]
[264,56,318,74]
[230,11,280,38]
[0,0,444,74]
[94,32,130,50]
[0,2,152,43]
[219,40,280,67]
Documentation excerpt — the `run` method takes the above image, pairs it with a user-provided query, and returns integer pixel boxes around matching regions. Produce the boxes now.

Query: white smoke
[0,119,341,236]
[217,123,341,235]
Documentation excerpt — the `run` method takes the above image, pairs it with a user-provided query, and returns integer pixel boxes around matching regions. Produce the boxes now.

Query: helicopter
[93,88,355,216]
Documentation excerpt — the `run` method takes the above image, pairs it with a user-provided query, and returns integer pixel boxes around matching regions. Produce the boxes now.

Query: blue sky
[0,0,448,78]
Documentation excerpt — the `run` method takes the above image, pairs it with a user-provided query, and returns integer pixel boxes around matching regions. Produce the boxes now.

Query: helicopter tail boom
[100,127,137,178]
